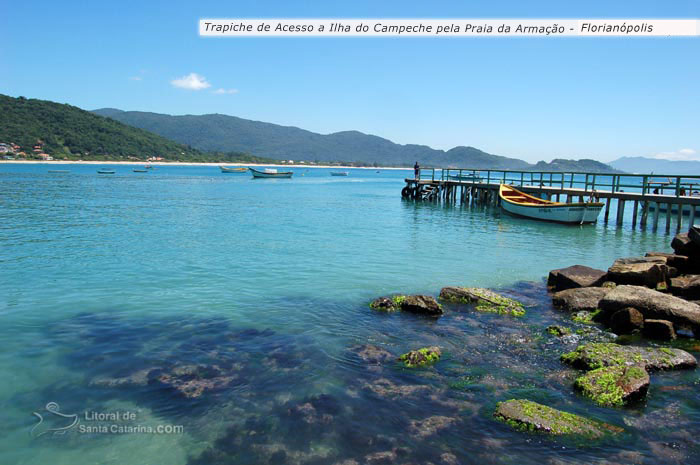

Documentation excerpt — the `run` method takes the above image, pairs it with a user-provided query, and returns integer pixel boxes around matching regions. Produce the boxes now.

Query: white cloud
[654,148,699,161]
[129,76,142,81]
[171,73,211,90]
[213,88,239,94]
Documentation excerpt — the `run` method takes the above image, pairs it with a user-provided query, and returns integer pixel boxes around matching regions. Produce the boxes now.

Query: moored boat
[448,174,482,182]
[97,169,115,174]
[330,171,348,176]
[220,166,248,173]
[48,170,70,173]
[133,169,148,173]
[249,167,293,179]
[499,184,604,224]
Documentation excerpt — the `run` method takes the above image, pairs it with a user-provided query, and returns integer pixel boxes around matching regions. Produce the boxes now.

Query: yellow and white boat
[499,184,604,224]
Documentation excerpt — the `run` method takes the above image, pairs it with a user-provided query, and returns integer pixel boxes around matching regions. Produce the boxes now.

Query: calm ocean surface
[1,164,698,465]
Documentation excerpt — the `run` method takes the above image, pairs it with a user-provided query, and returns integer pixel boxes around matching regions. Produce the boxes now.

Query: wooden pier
[402,168,700,233]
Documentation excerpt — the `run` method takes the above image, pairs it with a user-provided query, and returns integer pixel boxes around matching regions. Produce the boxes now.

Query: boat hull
[330,172,348,176]
[220,166,248,173]
[249,168,293,179]
[499,184,603,224]
[501,200,603,223]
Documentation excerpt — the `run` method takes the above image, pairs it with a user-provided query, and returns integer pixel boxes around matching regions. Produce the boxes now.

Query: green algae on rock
[439,287,525,316]
[494,399,622,437]
[369,296,401,311]
[546,325,571,337]
[575,365,650,407]
[398,346,441,367]
[561,343,697,371]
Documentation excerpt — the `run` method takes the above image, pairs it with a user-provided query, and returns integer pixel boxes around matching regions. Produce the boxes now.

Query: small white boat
[448,174,482,182]
[330,171,348,176]
[249,167,293,179]
[499,184,604,224]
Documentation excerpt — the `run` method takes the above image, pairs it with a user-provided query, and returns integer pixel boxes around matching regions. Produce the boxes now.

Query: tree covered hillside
[0,94,202,161]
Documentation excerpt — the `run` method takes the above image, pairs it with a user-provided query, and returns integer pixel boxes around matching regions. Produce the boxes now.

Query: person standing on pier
[414,161,420,180]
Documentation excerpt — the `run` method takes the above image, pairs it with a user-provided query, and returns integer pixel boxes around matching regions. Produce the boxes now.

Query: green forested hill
[92,108,621,171]
[0,94,275,163]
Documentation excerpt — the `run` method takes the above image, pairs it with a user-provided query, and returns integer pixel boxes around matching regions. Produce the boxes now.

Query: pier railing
[417,168,700,198]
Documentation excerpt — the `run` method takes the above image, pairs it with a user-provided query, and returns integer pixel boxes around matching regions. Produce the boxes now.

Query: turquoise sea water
[1,164,698,465]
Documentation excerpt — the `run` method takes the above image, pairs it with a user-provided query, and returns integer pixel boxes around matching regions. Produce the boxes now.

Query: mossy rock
[547,325,571,337]
[561,343,697,371]
[575,365,649,407]
[369,295,406,312]
[398,346,441,367]
[439,287,524,316]
[494,399,622,437]
[571,309,602,324]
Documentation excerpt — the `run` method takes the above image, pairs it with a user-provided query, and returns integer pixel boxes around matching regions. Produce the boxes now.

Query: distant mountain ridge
[609,157,700,175]
[92,108,620,172]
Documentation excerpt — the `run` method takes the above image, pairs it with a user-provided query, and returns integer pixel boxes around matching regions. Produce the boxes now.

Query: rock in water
[642,320,677,340]
[399,295,443,315]
[561,343,696,371]
[607,257,669,288]
[439,287,524,316]
[369,296,399,311]
[546,325,571,337]
[494,399,622,437]
[551,287,610,312]
[599,285,700,335]
[669,275,700,300]
[398,347,441,367]
[609,307,644,335]
[575,365,650,406]
[646,252,689,272]
[671,232,700,258]
[547,265,607,292]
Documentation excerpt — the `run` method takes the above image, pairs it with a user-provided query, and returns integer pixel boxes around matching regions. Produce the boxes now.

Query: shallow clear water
[1,164,698,465]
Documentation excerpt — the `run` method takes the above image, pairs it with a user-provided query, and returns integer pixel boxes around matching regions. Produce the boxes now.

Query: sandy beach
[0,160,412,170]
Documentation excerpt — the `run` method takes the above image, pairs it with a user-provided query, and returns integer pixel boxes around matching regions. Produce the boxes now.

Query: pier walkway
[403,168,700,233]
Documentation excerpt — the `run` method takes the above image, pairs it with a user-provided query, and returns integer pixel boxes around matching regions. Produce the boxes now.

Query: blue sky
[2,0,698,163]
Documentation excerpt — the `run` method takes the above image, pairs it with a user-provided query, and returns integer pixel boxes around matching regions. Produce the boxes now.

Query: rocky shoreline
[366,231,700,441]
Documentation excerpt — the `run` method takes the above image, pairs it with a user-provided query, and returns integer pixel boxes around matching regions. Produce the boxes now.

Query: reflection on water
[0,165,697,465]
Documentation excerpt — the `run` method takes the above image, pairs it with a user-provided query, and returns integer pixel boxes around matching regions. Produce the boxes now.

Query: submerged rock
[575,365,650,406]
[398,346,441,367]
[561,343,697,371]
[352,344,394,365]
[440,287,524,316]
[400,295,443,315]
[552,287,610,312]
[547,265,607,292]
[599,285,700,334]
[607,257,669,288]
[408,415,458,438]
[363,378,432,398]
[157,364,235,398]
[643,319,677,340]
[494,399,622,437]
[609,307,644,335]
